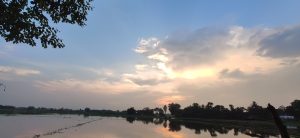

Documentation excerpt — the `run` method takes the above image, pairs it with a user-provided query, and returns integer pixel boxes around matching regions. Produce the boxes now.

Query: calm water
[0,115,282,138]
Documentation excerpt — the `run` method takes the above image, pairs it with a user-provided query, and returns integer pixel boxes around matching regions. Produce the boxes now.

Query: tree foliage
[163,105,167,114]
[168,103,181,116]
[126,107,136,115]
[0,0,93,48]
[0,82,6,92]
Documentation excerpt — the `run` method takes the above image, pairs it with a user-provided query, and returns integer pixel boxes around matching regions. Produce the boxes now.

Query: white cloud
[122,64,170,86]
[135,64,148,71]
[35,78,138,94]
[0,66,40,76]
[85,67,114,77]
[134,38,160,54]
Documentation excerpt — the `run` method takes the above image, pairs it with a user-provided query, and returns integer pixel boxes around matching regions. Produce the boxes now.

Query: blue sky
[1,0,300,109]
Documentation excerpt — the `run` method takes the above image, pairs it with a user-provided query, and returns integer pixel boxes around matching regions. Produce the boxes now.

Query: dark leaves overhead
[0,0,93,48]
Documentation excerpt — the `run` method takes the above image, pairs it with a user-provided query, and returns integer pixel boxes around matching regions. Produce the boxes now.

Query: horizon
[1,0,300,110]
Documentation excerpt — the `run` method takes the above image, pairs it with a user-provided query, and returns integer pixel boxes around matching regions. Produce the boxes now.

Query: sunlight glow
[177,68,216,79]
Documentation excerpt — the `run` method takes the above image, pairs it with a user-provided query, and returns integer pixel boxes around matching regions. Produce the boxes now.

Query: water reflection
[1,115,299,138]
[125,117,281,137]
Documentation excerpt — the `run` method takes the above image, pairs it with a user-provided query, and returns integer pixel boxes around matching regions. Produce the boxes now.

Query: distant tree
[289,99,300,118]
[153,107,164,116]
[0,82,6,92]
[83,107,90,116]
[126,107,136,115]
[192,103,199,108]
[247,101,271,120]
[168,103,181,116]
[277,105,286,115]
[136,107,154,116]
[247,101,263,112]
[26,106,35,113]
[163,105,167,114]
[285,105,294,114]
[291,100,300,111]
[84,107,90,112]
[229,104,235,111]
[206,102,214,109]
[214,105,226,112]
[0,0,93,48]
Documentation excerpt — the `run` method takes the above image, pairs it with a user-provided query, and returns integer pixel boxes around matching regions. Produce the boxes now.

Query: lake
[0,115,291,138]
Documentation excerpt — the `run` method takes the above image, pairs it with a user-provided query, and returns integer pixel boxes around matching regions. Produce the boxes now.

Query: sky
[1,0,300,110]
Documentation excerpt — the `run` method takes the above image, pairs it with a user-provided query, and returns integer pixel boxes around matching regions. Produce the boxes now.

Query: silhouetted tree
[277,105,286,115]
[136,107,154,116]
[168,103,181,116]
[26,106,35,114]
[163,105,167,114]
[286,99,300,119]
[291,100,300,118]
[291,100,300,110]
[206,102,214,109]
[126,107,136,115]
[0,0,93,48]
[247,101,271,120]
[229,104,235,111]
[153,107,164,116]
[83,107,90,116]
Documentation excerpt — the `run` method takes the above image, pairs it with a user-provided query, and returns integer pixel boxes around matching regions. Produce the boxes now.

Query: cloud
[35,78,138,94]
[0,66,40,76]
[219,68,253,79]
[134,38,160,54]
[280,58,299,66]
[257,25,300,58]
[11,24,300,109]
[37,24,300,108]
[133,26,284,83]
[125,25,300,107]
[85,68,114,77]
[125,77,165,86]
[121,62,170,86]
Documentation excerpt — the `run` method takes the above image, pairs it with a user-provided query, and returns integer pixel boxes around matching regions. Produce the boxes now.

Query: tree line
[0,105,124,116]
[126,100,300,121]
[1,99,300,121]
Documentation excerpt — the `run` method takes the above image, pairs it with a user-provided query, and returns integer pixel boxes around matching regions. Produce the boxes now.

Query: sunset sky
[1,0,300,110]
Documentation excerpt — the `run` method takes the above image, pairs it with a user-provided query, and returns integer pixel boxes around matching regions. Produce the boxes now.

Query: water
[0,115,285,138]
